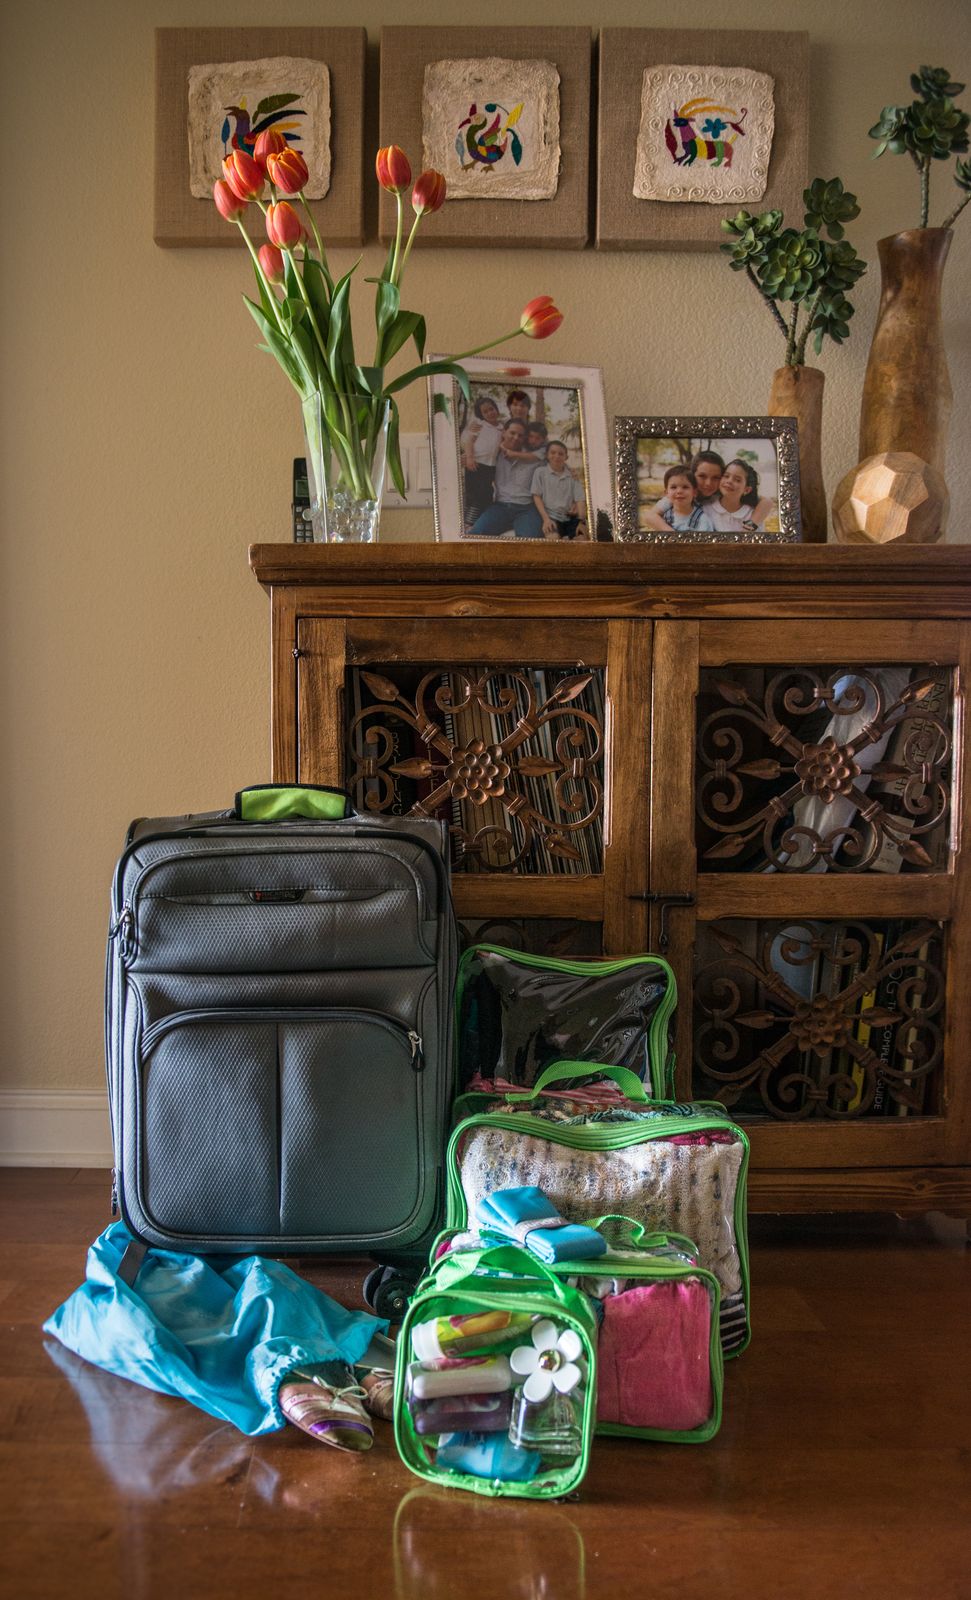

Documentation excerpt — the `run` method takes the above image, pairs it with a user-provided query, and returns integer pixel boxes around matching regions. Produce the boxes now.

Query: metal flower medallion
[347,666,604,871]
[693,919,945,1119]
[696,666,952,871]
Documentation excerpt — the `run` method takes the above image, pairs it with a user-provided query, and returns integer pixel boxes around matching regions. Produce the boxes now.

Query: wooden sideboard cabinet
[251,541,971,1218]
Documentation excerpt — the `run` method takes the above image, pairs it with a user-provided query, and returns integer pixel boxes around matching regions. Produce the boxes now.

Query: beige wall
[1,1,968,1094]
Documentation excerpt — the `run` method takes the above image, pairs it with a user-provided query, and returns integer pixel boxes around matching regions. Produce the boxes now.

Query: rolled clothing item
[411,1308,532,1362]
[596,1280,714,1433]
[476,1186,608,1264]
[413,1392,512,1435]
[407,1354,512,1400]
[436,1431,539,1483]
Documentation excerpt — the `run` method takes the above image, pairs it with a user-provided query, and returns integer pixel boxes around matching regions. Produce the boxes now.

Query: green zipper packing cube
[394,1242,599,1500]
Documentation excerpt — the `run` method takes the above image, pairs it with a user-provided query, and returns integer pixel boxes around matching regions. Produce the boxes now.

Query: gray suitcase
[106,786,456,1286]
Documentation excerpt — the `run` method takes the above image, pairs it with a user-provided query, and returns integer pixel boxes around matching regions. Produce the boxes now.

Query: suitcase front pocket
[139,1008,426,1244]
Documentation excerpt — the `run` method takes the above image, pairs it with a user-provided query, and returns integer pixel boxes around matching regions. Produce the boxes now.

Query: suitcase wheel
[363,1265,416,1320]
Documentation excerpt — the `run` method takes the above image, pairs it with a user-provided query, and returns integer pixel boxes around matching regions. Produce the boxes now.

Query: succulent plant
[869,66,971,229]
[718,178,865,367]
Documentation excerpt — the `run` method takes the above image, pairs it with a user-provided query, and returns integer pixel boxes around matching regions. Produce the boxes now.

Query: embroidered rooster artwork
[664,99,748,169]
[455,101,524,173]
[220,93,307,159]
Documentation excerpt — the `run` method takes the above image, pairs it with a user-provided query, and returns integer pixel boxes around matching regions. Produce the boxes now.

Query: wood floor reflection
[2,1168,969,1600]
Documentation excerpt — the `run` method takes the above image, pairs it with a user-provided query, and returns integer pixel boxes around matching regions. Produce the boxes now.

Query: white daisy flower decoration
[509,1319,584,1404]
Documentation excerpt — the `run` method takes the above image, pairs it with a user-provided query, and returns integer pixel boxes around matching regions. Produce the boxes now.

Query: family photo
[635,435,781,538]
[429,359,614,543]
[458,380,590,540]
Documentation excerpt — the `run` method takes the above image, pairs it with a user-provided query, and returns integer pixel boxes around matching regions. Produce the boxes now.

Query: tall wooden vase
[768,364,826,543]
[859,228,953,476]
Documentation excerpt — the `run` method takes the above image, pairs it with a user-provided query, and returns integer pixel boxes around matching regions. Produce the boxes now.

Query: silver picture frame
[614,414,802,543]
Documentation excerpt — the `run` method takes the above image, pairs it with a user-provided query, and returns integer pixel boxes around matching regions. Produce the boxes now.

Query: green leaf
[381,310,425,365]
[326,264,360,387]
[244,297,305,391]
[302,257,332,340]
[375,278,400,336]
[386,402,406,498]
[353,365,385,395]
[384,359,472,401]
[254,93,301,117]
[432,393,452,418]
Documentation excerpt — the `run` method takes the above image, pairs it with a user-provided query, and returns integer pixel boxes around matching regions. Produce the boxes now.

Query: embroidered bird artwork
[455,100,524,173]
[664,99,748,168]
[221,93,307,158]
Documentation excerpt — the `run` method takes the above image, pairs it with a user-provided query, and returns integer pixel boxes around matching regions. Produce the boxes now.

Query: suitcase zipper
[140,1006,425,1070]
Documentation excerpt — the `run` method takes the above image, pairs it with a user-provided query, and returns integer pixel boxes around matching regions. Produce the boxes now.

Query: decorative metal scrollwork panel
[696,664,953,873]
[346,665,605,873]
[693,918,945,1120]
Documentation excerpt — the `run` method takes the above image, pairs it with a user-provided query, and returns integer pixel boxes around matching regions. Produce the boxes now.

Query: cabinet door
[651,619,971,1178]
[295,615,652,958]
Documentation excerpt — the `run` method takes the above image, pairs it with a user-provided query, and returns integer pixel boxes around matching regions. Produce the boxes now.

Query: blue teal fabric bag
[43,1222,387,1436]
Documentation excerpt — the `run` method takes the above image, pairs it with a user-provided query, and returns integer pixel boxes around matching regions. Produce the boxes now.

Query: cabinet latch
[627,890,695,952]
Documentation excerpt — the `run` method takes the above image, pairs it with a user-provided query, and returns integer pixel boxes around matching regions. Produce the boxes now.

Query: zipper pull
[407,1031,424,1072]
[110,1169,119,1216]
[109,905,135,960]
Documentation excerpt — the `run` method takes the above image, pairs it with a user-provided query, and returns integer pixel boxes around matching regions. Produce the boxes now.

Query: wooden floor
[2,1169,970,1600]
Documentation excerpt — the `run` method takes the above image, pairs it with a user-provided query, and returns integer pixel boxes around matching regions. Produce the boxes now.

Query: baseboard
[0,1090,112,1167]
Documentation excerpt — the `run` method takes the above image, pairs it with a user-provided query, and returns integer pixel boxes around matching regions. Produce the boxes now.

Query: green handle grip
[504,1060,650,1104]
[233,785,351,822]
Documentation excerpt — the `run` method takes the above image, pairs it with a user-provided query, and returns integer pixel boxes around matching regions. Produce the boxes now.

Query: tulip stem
[390,190,404,286]
[397,209,423,284]
[235,220,287,338]
[298,191,331,288]
[284,247,330,374]
[449,327,522,361]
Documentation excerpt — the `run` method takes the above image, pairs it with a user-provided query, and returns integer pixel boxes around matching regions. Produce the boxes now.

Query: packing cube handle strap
[430,1241,578,1308]
[504,1060,650,1104]
[233,785,353,823]
[586,1215,695,1254]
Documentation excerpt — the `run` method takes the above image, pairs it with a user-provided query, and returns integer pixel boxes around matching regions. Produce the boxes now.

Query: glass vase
[301,390,391,544]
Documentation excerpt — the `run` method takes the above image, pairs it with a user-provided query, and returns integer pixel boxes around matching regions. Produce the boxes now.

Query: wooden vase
[858,228,953,477]
[768,364,826,543]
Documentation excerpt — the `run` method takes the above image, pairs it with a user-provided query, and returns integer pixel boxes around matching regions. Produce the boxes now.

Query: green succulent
[955,156,971,193]
[809,292,855,355]
[911,65,965,101]
[870,67,971,227]
[819,238,868,293]
[760,230,823,301]
[803,177,860,240]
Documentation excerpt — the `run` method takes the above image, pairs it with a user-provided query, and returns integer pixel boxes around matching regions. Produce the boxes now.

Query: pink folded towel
[596,1280,713,1432]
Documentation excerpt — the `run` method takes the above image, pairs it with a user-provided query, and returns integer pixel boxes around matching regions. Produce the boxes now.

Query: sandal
[279,1360,374,1452]
[360,1368,396,1423]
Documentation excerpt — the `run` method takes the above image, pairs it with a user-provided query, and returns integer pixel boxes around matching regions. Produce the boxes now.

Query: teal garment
[43,1223,387,1437]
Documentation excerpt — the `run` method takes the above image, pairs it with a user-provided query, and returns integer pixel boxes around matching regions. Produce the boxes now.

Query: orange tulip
[520,296,563,339]
[258,243,285,284]
[412,169,446,215]
[213,178,248,222]
[267,147,310,195]
[252,129,287,167]
[222,149,265,201]
[375,145,412,193]
[265,200,303,250]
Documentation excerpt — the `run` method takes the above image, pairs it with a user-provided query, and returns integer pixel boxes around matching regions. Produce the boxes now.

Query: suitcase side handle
[233,784,353,822]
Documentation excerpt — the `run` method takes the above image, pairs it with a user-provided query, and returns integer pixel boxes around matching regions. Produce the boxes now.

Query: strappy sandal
[360,1367,396,1423]
[279,1360,374,1451]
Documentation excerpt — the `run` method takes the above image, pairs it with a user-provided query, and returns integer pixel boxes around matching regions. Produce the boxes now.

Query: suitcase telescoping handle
[233,785,353,823]
[503,1061,651,1103]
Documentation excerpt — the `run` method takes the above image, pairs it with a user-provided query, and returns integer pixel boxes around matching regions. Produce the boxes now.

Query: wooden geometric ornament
[832,452,948,544]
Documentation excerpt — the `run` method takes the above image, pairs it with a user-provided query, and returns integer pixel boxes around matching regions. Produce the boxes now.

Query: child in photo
[505,389,532,426]
[653,449,725,523]
[713,458,776,533]
[646,465,715,533]
[529,439,588,540]
[460,395,503,527]
[524,420,549,463]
